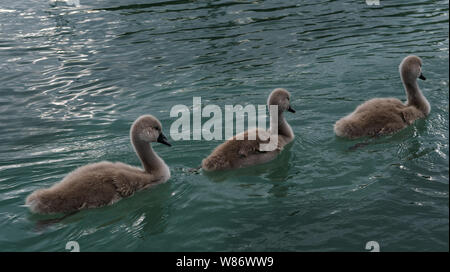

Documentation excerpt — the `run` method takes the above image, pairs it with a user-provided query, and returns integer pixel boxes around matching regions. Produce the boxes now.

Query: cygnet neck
[402,74,430,115]
[131,135,163,173]
[270,110,294,139]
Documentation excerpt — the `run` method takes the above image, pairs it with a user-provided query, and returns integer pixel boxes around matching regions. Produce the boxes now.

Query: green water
[0,0,448,252]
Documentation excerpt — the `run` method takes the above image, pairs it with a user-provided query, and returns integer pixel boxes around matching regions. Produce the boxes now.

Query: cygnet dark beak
[157,133,171,147]
[419,73,426,80]
[288,106,296,113]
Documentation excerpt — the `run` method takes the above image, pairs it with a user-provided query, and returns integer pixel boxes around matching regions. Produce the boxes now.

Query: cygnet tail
[201,155,231,172]
[25,189,59,214]
[334,118,362,139]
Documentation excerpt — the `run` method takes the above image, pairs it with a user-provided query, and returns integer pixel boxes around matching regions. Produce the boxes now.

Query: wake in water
[348,134,381,151]
[34,211,79,232]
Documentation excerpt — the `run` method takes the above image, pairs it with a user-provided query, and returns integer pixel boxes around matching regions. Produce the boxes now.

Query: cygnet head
[131,115,171,146]
[267,88,296,113]
[399,55,426,83]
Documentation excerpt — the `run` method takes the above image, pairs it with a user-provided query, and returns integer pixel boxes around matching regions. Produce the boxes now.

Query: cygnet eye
[144,129,151,138]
